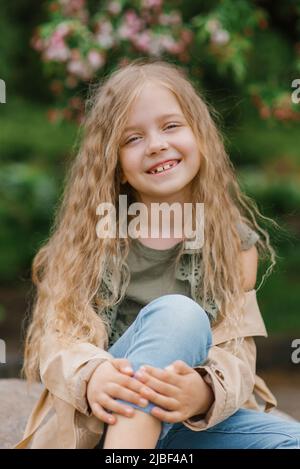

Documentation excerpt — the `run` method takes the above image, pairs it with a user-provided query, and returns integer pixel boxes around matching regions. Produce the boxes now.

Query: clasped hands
[127,360,214,424]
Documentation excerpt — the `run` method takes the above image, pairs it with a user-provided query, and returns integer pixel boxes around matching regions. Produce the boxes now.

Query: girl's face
[119,82,201,205]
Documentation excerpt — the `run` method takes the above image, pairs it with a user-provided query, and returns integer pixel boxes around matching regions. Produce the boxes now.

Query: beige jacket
[14,289,277,449]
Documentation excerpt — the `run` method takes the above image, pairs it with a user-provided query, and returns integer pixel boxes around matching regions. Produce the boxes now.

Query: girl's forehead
[123,112,184,133]
[124,84,183,127]
[133,81,178,105]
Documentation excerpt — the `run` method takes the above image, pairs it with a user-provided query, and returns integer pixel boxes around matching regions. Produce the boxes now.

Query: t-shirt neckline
[130,237,183,260]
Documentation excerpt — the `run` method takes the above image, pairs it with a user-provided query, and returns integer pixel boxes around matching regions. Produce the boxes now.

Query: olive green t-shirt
[108,222,260,347]
[112,239,189,344]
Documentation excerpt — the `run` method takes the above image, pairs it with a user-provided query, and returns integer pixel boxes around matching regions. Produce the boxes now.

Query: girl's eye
[125,124,179,145]
[126,136,140,144]
[165,124,179,130]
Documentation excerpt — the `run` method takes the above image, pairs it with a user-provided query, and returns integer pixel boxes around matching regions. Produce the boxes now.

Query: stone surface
[0,379,44,449]
[0,379,298,449]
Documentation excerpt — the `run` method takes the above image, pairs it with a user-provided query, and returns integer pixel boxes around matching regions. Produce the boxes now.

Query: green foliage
[257,243,300,333]
[0,97,77,281]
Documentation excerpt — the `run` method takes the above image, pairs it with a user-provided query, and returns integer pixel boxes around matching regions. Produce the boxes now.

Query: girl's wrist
[192,373,215,418]
[199,380,214,415]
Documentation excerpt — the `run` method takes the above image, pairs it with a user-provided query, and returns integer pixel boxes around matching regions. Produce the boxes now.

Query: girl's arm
[182,245,274,430]
[240,245,258,291]
[39,328,114,415]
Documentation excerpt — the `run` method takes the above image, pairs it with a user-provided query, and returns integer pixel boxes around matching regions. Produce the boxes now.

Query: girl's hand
[86,358,150,425]
[133,360,214,423]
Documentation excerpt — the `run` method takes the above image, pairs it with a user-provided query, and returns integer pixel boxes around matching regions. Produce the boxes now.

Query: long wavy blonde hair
[23,58,279,382]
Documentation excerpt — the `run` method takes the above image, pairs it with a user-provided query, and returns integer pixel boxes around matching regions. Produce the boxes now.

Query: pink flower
[59,0,89,22]
[117,24,132,40]
[207,19,230,45]
[67,59,92,80]
[107,1,121,15]
[59,0,85,15]
[118,11,144,40]
[124,10,144,33]
[158,11,181,26]
[211,29,230,45]
[160,35,184,54]
[132,31,152,52]
[95,20,114,48]
[141,0,162,9]
[55,23,70,38]
[44,39,70,62]
[87,50,105,69]
[42,24,73,62]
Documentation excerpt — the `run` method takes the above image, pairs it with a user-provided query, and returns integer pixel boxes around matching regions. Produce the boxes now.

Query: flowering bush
[31,0,300,123]
[31,0,193,122]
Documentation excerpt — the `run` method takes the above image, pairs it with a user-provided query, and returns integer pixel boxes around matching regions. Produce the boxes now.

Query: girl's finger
[140,386,179,411]
[98,393,135,418]
[90,402,116,425]
[108,382,149,408]
[136,369,179,394]
[138,365,179,386]
[112,358,134,375]
[119,373,152,396]
[150,407,181,424]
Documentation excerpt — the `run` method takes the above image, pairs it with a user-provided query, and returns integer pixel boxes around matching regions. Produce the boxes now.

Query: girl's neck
[132,189,192,249]
[137,236,183,250]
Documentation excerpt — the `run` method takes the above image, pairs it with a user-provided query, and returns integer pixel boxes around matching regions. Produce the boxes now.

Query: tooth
[150,161,179,174]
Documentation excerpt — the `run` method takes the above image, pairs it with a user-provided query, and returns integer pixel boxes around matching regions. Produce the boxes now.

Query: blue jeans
[108,294,212,440]
[155,408,300,449]
[107,294,300,448]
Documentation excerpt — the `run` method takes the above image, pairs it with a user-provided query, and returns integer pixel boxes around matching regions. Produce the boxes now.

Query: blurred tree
[27,0,300,123]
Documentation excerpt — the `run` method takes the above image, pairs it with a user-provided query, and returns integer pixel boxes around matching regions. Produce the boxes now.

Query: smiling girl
[18,59,300,449]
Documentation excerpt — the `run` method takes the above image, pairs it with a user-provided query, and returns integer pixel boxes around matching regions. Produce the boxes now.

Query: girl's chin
[140,188,189,202]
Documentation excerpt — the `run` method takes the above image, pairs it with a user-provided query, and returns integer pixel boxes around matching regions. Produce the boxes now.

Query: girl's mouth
[146,159,181,176]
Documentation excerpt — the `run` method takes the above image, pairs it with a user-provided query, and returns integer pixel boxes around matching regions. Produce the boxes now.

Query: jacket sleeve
[183,289,269,431]
[39,331,114,416]
[183,336,257,431]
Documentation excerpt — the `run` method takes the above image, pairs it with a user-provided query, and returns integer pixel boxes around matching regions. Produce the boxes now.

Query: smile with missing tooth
[147,159,181,175]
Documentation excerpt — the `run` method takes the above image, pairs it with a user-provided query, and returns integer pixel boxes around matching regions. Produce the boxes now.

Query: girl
[17,59,299,449]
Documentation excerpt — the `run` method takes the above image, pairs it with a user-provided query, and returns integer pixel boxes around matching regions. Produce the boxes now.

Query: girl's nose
[146,134,169,155]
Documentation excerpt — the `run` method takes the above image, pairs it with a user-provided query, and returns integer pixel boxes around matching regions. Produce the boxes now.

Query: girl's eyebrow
[123,113,183,133]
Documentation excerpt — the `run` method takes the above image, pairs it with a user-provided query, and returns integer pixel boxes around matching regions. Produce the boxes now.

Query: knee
[141,294,212,345]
